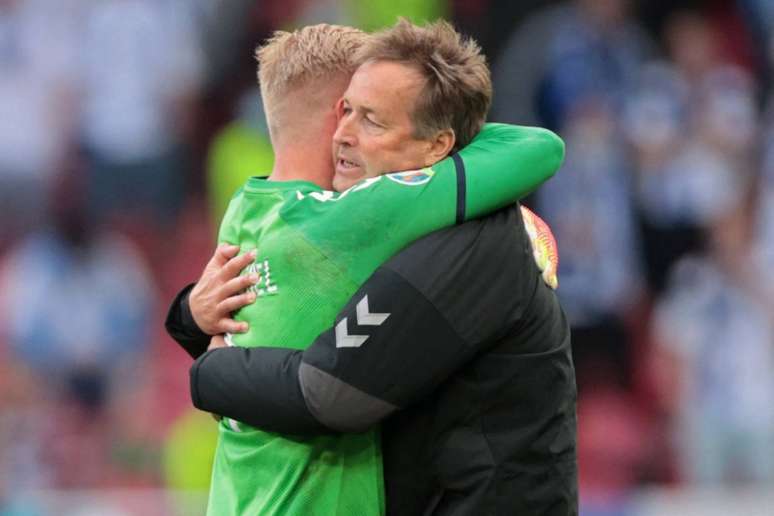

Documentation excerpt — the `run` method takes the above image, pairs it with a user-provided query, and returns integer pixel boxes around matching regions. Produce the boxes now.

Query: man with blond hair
[167,20,576,515]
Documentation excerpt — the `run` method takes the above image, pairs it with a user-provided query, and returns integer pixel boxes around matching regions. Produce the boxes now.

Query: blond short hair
[256,24,367,134]
[356,19,492,151]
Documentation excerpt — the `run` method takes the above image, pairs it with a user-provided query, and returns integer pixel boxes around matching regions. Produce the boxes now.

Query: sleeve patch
[521,206,559,290]
[385,168,434,185]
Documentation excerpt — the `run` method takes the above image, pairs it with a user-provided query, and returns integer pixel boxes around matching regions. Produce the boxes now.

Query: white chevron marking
[335,318,369,348]
[356,295,390,325]
[335,295,391,348]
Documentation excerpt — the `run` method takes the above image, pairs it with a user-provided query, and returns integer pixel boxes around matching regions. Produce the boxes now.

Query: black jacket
[166,204,578,515]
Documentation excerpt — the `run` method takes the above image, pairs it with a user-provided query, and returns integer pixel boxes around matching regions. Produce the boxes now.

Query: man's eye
[365,117,380,127]
[342,106,353,115]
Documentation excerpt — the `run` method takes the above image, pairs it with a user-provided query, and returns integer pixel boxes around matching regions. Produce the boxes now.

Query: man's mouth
[336,157,361,174]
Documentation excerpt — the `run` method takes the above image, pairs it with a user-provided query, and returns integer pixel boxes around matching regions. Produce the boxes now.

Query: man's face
[332,60,436,192]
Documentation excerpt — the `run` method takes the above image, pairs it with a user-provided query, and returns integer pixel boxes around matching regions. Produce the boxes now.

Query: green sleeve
[450,123,565,220]
[278,123,563,284]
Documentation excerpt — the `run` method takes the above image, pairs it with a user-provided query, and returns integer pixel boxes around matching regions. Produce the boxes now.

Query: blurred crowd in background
[1,0,773,514]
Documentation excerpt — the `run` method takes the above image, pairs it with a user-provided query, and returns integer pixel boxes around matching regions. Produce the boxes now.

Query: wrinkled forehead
[351,59,426,88]
[345,61,426,112]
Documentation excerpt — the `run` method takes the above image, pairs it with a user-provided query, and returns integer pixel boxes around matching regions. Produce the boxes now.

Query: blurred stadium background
[1,0,773,514]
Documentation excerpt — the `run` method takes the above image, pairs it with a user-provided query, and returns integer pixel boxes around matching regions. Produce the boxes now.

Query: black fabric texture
[375,205,578,516]
[302,267,471,411]
[297,362,398,432]
[190,346,329,435]
[164,283,210,359]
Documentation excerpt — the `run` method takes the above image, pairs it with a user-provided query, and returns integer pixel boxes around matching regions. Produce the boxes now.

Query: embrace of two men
[166,18,577,516]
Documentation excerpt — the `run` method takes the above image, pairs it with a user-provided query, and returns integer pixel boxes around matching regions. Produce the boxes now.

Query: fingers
[221,273,260,299]
[217,291,256,315]
[210,244,240,268]
[216,317,249,334]
[219,249,257,281]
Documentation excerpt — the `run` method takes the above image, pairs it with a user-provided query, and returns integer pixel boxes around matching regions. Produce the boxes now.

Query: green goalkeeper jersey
[207,123,564,516]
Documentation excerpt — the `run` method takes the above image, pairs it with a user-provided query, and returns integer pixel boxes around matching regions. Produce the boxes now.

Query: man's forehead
[356,60,423,81]
[346,61,425,101]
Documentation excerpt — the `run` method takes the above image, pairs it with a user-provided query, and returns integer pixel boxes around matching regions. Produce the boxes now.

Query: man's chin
[332,172,363,193]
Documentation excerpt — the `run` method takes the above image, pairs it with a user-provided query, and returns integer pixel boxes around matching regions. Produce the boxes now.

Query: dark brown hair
[357,19,492,150]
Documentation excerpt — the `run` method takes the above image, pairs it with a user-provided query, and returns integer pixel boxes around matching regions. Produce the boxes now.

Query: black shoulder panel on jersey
[383,204,536,344]
[300,266,472,427]
[190,346,330,435]
[452,152,466,224]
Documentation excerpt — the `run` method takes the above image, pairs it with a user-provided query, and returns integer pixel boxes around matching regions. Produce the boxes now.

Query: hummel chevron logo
[335,295,391,348]
[356,295,390,325]
[335,319,368,348]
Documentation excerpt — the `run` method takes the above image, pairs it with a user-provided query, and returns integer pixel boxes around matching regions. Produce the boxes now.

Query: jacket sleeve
[190,206,537,434]
[191,265,476,434]
[164,283,211,360]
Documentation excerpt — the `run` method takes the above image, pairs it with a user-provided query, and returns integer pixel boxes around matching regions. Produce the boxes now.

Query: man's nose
[333,116,356,147]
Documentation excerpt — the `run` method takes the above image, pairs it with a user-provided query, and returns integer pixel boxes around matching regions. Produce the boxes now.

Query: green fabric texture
[207,124,564,515]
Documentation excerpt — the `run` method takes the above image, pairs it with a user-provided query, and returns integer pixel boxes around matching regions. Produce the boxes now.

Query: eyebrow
[343,98,377,116]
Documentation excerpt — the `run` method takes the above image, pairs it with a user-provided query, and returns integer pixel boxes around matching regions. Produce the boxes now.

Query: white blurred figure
[623,62,690,226]
[78,0,203,226]
[536,100,644,387]
[752,102,774,297]
[639,11,758,224]
[0,154,155,387]
[652,197,774,485]
[0,0,82,241]
[491,0,653,129]
[625,60,758,292]
[637,68,754,225]
[0,151,156,488]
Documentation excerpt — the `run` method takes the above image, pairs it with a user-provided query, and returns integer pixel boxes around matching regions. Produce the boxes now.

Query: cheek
[398,140,431,168]
[368,144,403,171]
[374,135,410,158]
[360,132,418,174]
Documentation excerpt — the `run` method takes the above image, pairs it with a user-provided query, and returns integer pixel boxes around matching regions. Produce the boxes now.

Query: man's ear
[335,98,345,123]
[424,129,456,166]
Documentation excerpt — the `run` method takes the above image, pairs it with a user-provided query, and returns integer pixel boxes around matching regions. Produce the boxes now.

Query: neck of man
[266,125,335,190]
